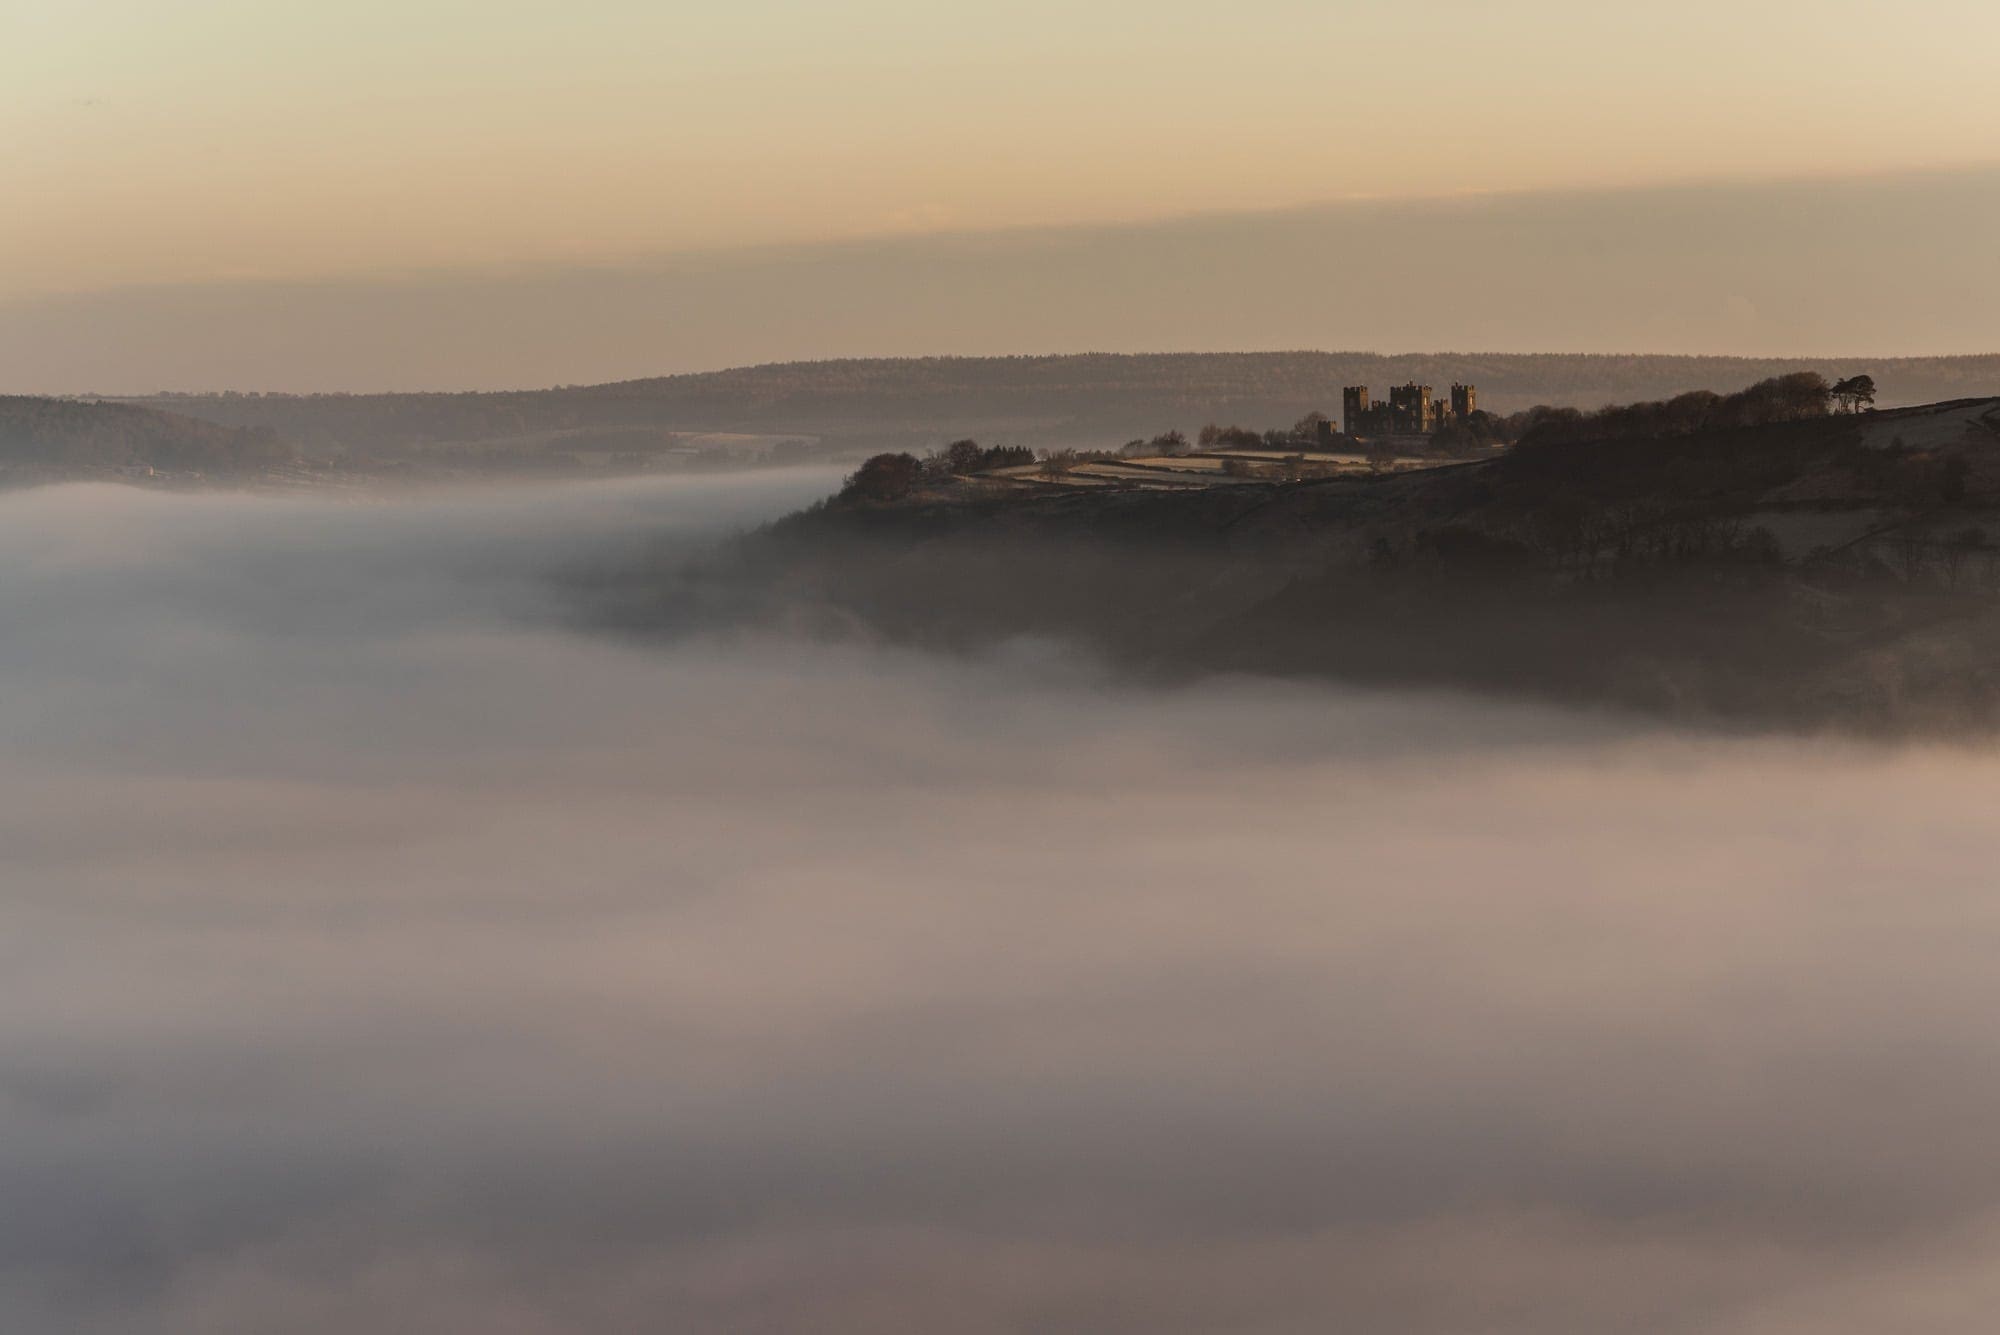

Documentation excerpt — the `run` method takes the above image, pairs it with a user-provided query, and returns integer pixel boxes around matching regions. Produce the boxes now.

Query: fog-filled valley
[8,474,2000,1332]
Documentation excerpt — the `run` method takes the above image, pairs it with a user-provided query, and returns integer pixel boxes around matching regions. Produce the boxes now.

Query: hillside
[643,396,2000,733]
[122,352,2000,459]
[0,395,827,488]
[0,396,298,485]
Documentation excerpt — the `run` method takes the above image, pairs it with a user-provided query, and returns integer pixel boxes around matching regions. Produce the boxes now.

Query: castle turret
[1345,383,1479,438]
[1388,382,1434,434]
[1342,387,1371,437]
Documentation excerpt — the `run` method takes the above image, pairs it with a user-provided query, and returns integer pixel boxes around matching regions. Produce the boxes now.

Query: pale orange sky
[7,0,2000,300]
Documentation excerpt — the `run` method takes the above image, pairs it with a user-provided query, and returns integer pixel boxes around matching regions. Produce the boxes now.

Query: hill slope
[658,397,2000,733]
[0,397,297,484]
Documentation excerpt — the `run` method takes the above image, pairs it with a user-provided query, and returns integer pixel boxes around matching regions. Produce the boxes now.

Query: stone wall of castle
[1343,383,1478,437]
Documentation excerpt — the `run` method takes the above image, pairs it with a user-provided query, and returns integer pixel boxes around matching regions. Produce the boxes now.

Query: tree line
[1509,373,1872,453]
[0,397,298,473]
[840,438,1038,502]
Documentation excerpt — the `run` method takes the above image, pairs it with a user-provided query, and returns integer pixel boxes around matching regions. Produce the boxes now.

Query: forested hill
[0,397,295,480]
[681,396,2000,734]
[123,353,2000,456]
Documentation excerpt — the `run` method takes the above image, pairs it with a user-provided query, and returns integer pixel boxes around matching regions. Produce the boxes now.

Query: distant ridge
[120,352,2000,456]
[0,396,294,480]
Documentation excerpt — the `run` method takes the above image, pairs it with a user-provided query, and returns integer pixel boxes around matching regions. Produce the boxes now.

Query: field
[979,450,1457,492]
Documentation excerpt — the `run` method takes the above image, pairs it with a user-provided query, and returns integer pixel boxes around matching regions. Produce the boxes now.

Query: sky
[5,0,1999,386]
[12,474,2000,1332]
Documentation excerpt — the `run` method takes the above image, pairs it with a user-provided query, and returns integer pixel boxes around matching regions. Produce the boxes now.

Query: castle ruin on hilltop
[1342,383,1478,438]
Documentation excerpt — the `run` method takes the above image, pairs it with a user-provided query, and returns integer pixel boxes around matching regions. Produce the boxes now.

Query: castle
[1342,383,1477,438]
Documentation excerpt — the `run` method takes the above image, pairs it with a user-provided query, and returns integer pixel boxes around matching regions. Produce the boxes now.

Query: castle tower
[1451,384,1477,420]
[1342,387,1371,437]
[1388,383,1434,434]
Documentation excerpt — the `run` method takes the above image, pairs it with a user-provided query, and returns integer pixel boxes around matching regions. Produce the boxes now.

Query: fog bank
[5,476,2000,1332]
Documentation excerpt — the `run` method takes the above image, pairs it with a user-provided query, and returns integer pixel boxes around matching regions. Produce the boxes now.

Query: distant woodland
[121,353,2000,459]
[0,396,296,477]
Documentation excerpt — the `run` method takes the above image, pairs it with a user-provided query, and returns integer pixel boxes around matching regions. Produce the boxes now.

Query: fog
[7,474,2000,1333]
